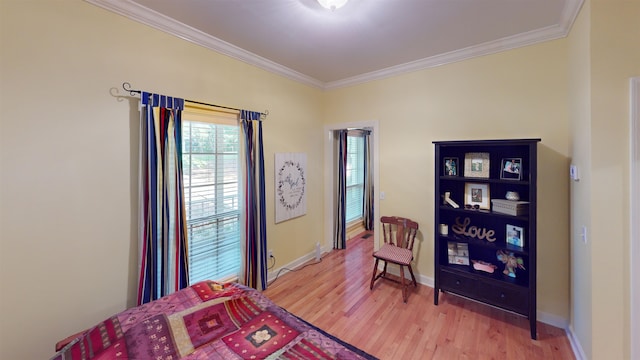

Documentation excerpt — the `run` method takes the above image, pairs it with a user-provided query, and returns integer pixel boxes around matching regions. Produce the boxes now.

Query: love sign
[451,217,497,242]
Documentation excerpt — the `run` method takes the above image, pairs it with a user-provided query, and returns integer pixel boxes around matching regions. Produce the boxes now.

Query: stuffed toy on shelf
[496,250,525,278]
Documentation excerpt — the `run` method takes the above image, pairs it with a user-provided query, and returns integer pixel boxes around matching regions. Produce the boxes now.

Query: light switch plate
[570,165,579,181]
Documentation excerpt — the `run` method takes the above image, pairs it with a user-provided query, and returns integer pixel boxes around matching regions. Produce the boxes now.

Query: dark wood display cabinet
[433,138,540,339]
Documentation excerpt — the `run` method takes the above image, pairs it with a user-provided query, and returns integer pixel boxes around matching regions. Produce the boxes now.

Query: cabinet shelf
[439,205,529,221]
[434,138,540,340]
[439,176,530,186]
[439,234,529,256]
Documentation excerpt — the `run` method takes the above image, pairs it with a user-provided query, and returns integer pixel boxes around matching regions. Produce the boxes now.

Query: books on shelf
[491,199,529,216]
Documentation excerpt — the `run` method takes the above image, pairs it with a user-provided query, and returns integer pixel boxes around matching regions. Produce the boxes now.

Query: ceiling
[88,0,583,89]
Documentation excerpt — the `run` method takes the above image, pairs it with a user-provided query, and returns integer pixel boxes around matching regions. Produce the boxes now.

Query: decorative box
[491,199,529,216]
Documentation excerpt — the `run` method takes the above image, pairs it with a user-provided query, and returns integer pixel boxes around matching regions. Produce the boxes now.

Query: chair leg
[400,265,407,303]
[408,264,417,287]
[370,258,380,290]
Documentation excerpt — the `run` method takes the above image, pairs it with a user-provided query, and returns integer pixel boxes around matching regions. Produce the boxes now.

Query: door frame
[630,77,639,360]
[323,120,380,252]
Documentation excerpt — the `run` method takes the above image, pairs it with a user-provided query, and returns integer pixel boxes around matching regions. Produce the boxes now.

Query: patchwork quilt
[51,281,377,360]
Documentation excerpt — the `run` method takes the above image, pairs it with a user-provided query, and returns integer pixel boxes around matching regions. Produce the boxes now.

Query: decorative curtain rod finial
[122,82,140,96]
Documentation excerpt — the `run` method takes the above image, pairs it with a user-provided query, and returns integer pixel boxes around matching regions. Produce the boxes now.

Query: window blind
[345,134,365,223]
[182,105,241,284]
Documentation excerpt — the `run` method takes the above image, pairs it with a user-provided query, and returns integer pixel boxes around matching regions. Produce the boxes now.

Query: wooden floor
[263,233,575,360]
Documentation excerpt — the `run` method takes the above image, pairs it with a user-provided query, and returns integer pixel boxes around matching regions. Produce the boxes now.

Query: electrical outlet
[268,249,274,258]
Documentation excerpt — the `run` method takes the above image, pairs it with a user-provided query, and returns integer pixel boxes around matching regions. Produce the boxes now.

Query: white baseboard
[267,247,325,284]
[537,310,567,329]
[566,325,587,360]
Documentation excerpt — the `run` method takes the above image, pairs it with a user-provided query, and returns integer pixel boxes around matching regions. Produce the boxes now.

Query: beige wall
[589,0,639,358]
[567,0,640,358]
[0,1,324,359]
[567,0,594,357]
[325,40,571,320]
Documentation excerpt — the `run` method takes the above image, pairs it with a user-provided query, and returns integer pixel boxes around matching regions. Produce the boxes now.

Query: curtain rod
[122,82,268,119]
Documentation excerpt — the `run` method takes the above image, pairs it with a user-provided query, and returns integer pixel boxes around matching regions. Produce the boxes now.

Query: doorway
[323,120,380,253]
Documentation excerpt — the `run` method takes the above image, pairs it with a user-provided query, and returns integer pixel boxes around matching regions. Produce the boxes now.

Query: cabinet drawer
[478,282,529,314]
[439,270,477,298]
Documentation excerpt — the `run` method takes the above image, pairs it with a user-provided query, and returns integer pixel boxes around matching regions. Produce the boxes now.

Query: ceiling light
[317,0,348,11]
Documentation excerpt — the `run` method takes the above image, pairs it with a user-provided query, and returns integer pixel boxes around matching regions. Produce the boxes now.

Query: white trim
[85,0,583,90]
[85,0,324,89]
[567,325,588,360]
[267,250,319,284]
[630,77,640,360]
[327,0,585,89]
[559,0,585,35]
[325,23,575,90]
[323,121,380,252]
[537,311,568,331]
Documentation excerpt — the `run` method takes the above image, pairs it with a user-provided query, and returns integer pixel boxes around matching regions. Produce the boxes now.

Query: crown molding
[86,0,583,91]
[324,24,567,89]
[85,0,325,89]
[326,0,584,90]
[559,0,585,34]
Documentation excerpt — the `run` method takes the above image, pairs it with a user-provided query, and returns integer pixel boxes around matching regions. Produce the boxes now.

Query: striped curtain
[137,92,189,305]
[363,131,374,231]
[334,130,347,249]
[240,110,268,290]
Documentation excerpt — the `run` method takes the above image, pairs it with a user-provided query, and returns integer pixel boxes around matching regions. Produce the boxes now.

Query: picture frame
[506,224,525,247]
[443,157,458,176]
[447,242,469,265]
[500,158,523,180]
[275,153,307,223]
[464,152,490,178]
[464,182,491,210]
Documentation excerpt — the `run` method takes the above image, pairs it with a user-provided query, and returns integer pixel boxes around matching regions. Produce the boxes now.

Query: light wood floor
[263,233,575,360]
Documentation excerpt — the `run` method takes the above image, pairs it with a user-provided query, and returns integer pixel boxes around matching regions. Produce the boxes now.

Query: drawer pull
[500,293,506,299]
[455,280,461,285]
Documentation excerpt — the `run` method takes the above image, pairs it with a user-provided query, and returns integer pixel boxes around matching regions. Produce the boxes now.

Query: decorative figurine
[496,250,525,278]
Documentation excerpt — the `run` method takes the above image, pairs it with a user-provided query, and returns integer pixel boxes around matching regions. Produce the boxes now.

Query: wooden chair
[370,216,419,303]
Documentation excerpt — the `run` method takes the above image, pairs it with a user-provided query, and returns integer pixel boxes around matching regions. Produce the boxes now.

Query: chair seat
[373,243,413,265]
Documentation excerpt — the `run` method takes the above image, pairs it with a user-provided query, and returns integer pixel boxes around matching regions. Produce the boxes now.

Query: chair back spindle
[380,216,418,251]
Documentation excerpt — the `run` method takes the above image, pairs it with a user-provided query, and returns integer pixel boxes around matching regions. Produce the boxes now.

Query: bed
[51,281,377,359]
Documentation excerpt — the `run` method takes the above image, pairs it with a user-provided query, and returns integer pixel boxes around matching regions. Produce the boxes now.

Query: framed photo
[443,157,458,176]
[447,242,469,265]
[464,182,491,210]
[500,158,522,180]
[464,152,490,178]
[506,224,525,247]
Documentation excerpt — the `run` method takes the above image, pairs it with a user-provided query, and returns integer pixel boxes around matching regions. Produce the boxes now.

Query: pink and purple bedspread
[51,281,376,360]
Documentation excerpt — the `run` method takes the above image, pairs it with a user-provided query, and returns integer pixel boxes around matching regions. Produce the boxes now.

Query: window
[182,106,241,284]
[345,133,365,223]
